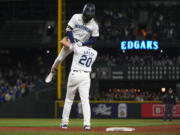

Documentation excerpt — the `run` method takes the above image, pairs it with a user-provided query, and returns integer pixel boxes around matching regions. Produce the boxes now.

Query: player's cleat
[83,125,91,131]
[45,72,53,83]
[60,124,68,129]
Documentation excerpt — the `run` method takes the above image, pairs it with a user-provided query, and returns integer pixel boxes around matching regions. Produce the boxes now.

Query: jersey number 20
[79,55,92,67]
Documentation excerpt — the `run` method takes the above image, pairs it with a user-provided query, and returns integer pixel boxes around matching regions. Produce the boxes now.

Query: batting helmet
[82,3,95,23]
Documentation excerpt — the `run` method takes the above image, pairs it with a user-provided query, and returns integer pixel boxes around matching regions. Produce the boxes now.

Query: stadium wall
[55,100,180,119]
[0,97,179,118]
[0,94,54,118]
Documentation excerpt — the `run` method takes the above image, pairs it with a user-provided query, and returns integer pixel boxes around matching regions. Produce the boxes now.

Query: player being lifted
[51,3,99,73]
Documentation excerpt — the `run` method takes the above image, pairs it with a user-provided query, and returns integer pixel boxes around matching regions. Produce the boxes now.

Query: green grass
[0,119,179,135]
[0,118,179,127]
[0,118,59,127]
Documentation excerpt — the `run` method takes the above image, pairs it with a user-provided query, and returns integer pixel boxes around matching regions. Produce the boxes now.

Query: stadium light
[161,87,166,92]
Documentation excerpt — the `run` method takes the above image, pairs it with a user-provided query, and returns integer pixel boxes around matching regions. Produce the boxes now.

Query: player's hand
[61,37,72,48]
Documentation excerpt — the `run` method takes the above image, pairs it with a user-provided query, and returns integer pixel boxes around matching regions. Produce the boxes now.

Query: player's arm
[66,26,75,44]
[83,22,99,46]
[61,37,80,54]
[82,37,98,46]
[60,37,72,48]
[66,14,77,44]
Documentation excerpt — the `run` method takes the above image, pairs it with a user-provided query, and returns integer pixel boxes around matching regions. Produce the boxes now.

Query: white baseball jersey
[69,43,97,72]
[66,13,99,43]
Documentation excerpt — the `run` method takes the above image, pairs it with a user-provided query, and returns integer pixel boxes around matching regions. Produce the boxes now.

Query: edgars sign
[121,40,159,50]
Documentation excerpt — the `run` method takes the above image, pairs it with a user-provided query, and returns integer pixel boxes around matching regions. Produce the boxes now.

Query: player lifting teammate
[48,3,99,131]
[59,36,97,130]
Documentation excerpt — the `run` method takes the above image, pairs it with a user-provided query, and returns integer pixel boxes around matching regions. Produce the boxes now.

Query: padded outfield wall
[55,100,180,119]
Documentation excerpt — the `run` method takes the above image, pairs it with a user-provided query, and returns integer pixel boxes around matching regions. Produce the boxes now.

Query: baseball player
[51,3,99,71]
[51,37,98,130]
[163,88,176,121]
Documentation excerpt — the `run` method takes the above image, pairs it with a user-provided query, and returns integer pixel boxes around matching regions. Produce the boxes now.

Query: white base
[106,127,135,132]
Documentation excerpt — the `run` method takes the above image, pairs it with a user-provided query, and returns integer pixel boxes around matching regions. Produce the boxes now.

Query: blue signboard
[91,103,117,118]
[121,40,159,50]
[73,103,141,118]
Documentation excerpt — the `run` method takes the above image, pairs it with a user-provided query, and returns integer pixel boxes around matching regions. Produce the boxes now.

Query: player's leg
[163,104,168,121]
[52,46,72,69]
[61,87,77,125]
[78,102,83,118]
[61,72,78,127]
[169,104,173,121]
[78,73,91,129]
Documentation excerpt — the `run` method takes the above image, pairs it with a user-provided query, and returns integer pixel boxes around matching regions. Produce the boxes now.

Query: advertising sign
[91,103,116,118]
[141,103,180,118]
[118,104,127,118]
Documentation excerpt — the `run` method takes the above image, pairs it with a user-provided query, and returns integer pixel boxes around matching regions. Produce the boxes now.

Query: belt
[73,70,89,73]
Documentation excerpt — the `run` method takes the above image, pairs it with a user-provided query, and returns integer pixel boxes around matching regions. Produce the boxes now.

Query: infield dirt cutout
[0,125,179,133]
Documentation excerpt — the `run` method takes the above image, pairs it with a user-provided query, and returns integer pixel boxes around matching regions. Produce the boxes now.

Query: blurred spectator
[0,49,50,103]
[98,3,180,41]
[94,52,180,67]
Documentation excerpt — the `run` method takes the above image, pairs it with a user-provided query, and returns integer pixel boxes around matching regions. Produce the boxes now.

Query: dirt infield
[0,125,180,133]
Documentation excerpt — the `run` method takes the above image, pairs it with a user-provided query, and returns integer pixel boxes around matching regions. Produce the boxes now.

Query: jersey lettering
[79,55,92,67]
[75,24,92,34]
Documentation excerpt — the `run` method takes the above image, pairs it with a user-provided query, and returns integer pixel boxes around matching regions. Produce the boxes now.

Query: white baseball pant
[52,46,72,69]
[62,71,91,126]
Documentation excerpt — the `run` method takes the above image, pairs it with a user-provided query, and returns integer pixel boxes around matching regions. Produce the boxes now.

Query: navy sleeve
[67,31,75,43]
[82,37,97,46]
